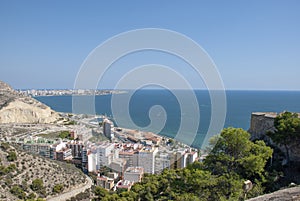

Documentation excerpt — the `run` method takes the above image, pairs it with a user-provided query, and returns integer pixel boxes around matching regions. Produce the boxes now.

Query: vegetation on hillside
[0,142,86,200]
[58,130,72,139]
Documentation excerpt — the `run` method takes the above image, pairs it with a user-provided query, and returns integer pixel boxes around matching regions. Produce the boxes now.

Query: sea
[35,90,300,148]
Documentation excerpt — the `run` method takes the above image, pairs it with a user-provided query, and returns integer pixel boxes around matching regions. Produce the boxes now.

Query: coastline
[17,89,128,97]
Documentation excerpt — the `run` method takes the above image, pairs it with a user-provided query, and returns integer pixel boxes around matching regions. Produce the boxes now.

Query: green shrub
[31,179,44,191]
[7,151,17,161]
[53,184,64,193]
[10,185,26,199]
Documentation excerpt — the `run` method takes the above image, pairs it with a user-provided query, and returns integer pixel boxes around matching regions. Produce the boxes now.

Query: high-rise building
[119,150,138,168]
[82,147,88,172]
[88,150,97,172]
[103,119,114,139]
[110,158,127,174]
[155,152,174,173]
[138,146,158,174]
[67,141,84,159]
[56,148,72,161]
[96,143,115,169]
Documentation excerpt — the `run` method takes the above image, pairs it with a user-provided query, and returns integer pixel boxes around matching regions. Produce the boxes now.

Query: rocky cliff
[0,81,60,124]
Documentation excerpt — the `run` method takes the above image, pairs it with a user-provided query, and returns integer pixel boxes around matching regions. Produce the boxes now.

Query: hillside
[0,81,60,124]
[0,142,87,200]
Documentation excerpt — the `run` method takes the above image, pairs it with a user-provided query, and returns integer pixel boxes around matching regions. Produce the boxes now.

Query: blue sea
[35,90,300,148]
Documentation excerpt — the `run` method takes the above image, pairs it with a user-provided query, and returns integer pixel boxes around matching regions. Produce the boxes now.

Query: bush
[31,179,44,191]
[0,142,10,151]
[53,184,64,193]
[27,192,36,200]
[7,151,17,161]
[6,164,16,172]
[10,185,26,199]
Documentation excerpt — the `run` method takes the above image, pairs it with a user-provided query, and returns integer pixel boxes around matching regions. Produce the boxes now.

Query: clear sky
[0,1,299,90]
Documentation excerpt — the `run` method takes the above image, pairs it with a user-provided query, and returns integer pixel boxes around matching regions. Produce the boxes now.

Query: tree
[94,186,108,198]
[204,128,273,180]
[267,111,300,164]
[31,179,44,191]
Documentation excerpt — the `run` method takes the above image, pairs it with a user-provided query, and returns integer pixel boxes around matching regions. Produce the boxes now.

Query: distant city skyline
[0,1,300,90]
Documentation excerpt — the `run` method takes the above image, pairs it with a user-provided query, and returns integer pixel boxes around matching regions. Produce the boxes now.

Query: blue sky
[0,1,299,90]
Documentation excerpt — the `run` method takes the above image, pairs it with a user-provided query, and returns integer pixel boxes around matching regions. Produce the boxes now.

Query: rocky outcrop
[247,186,300,201]
[0,80,60,124]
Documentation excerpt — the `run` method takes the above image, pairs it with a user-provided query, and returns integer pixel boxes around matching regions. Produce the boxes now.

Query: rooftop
[125,166,144,174]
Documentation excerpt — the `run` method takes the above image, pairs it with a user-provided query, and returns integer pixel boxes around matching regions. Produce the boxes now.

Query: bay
[35,90,300,148]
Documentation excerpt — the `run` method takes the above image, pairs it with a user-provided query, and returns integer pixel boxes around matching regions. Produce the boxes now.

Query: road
[47,175,93,201]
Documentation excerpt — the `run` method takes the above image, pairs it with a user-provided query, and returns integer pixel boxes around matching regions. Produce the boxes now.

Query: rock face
[247,186,300,201]
[0,80,60,124]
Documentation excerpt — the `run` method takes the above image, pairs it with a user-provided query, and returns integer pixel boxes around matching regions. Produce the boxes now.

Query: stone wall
[248,112,277,141]
[248,112,300,162]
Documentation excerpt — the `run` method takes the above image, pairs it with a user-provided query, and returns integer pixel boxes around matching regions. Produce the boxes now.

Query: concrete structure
[116,180,134,192]
[56,148,72,161]
[138,146,158,174]
[81,147,88,172]
[22,143,51,158]
[103,118,114,139]
[110,158,127,174]
[107,172,118,180]
[119,150,138,168]
[124,167,144,183]
[248,112,300,162]
[173,150,186,169]
[96,176,114,190]
[248,112,278,140]
[96,143,115,169]
[187,151,198,165]
[67,141,84,159]
[155,152,173,173]
[22,137,60,158]
[88,151,97,172]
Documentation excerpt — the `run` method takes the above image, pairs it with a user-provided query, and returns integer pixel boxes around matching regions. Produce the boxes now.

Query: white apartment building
[119,150,138,168]
[138,146,158,174]
[155,152,173,173]
[88,151,97,172]
[96,143,115,169]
